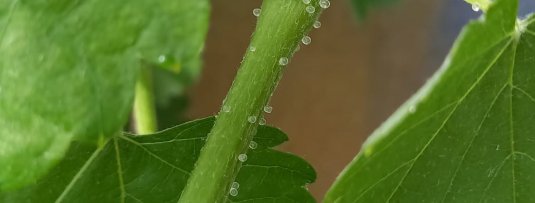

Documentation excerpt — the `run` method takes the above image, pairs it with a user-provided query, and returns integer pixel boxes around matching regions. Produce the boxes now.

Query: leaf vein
[440,84,508,202]
[113,138,126,203]
[119,135,191,175]
[54,146,104,203]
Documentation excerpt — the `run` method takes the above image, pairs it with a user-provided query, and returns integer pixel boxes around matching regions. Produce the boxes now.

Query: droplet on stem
[259,118,266,125]
[302,0,311,4]
[253,8,262,17]
[279,57,289,66]
[249,141,258,149]
[306,5,315,14]
[238,154,248,162]
[253,8,261,17]
[319,0,331,9]
[264,106,273,113]
[248,116,257,123]
[302,36,312,45]
[313,21,322,29]
[231,182,240,189]
[229,188,238,196]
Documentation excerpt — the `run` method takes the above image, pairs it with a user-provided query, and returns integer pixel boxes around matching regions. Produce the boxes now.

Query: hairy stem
[178,0,323,202]
[133,65,158,134]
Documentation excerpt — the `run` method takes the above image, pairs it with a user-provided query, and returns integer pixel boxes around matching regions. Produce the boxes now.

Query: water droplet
[264,106,273,113]
[222,105,231,113]
[158,55,167,63]
[249,46,256,52]
[301,36,312,45]
[313,21,322,29]
[471,4,480,12]
[229,188,238,196]
[248,116,257,123]
[319,0,331,9]
[408,105,416,113]
[496,145,500,150]
[231,182,240,189]
[249,141,258,149]
[253,8,261,17]
[279,57,289,66]
[302,0,311,4]
[238,154,248,162]
[259,118,266,125]
[306,5,315,14]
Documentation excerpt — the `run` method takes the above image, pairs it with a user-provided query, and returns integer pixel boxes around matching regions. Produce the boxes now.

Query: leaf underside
[325,0,535,202]
[0,0,209,190]
[0,118,316,203]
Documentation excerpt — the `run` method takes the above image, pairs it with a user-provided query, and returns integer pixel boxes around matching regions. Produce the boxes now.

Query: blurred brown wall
[187,0,441,199]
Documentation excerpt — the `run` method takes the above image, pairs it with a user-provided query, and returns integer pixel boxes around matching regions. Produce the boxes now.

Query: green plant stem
[133,65,158,134]
[178,0,323,202]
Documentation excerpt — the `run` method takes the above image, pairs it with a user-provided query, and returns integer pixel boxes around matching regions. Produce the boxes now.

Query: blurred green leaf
[0,118,316,203]
[351,0,400,19]
[326,0,535,202]
[0,0,209,190]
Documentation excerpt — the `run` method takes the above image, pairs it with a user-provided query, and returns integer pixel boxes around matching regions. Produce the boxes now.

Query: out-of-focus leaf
[351,0,400,20]
[326,0,535,202]
[0,0,209,190]
[0,118,316,203]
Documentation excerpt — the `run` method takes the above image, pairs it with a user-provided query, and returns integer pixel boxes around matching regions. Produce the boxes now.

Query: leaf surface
[0,0,209,189]
[325,0,535,202]
[0,118,316,203]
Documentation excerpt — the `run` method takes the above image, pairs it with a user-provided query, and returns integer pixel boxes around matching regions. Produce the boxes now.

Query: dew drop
[496,145,500,150]
[249,141,258,149]
[249,46,256,52]
[319,0,331,9]
[238,154,248,162]
[263,106,273,113]
[302,0,311,4]
[158,55,167,63]
[253,8,261,17]
[222,105,231,113]
[306,5,315,14]
[313,21,322,29]
[229,188,238,196]
[408,105,416,113]
[471,4,480,12]
[259,118,266,125]
[279,57,289,66]
[231,181,240,189]
[301,36,312,45]
[248,116,257,123]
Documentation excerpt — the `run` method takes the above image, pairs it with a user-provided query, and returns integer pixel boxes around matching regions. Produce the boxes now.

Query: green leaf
[351,0,399,20]
[0,118,316,202]
[0,0,209,190]
[325,0,535,202]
